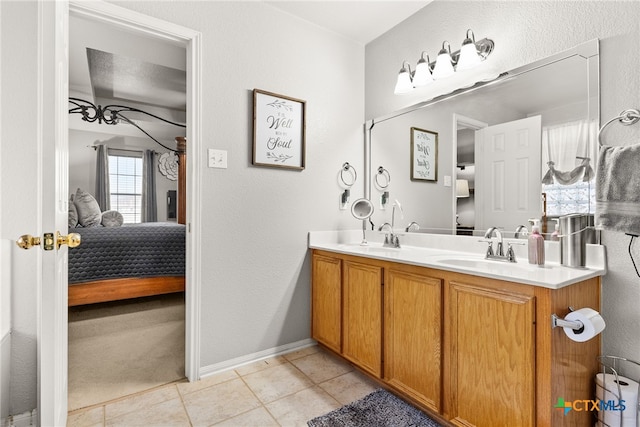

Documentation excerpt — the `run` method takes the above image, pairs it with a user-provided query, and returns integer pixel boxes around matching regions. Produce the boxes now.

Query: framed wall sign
[252,89,306,170]
[410,127,438,182]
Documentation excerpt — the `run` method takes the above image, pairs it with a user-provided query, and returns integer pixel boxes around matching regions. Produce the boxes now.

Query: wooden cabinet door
[385,269,442,411]
[448,281,535,427]
[311,253,342,353]
[342,260,383,377]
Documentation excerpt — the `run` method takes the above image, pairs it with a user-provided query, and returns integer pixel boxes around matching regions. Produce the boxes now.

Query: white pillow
[73,188,102,227]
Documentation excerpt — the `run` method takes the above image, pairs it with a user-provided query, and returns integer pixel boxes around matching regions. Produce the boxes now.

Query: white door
[20,1,72,425]
[475,116,542,232]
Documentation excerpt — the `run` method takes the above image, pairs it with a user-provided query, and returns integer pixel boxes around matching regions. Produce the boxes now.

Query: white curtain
[141,150,157,222]
[541,119,598,185]
[95,144,111,211]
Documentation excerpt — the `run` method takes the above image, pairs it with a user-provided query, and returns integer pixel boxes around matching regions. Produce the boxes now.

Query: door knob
[56,232,81,249]
[16,234,41,250]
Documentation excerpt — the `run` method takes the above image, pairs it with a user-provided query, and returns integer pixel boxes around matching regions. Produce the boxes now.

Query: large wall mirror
[365,39,599,237]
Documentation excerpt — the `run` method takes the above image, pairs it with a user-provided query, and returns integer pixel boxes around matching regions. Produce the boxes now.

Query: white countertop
[309,230,607,290]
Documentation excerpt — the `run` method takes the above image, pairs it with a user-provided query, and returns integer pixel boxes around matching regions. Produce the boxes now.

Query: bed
[68,222,185,306]
[68,136,187,307]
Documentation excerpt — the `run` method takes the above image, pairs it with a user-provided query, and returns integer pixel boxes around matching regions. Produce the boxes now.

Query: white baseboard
[2,409,36,427]
[198,339,316,380]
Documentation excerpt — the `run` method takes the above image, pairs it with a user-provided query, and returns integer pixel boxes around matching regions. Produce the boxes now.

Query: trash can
[559,213,595,267]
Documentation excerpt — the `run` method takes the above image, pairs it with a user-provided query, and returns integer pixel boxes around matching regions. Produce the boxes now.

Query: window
[108,151,143,223]
[543,180,595,216]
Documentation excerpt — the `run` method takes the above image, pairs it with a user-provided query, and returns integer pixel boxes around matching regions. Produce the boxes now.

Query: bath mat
[307,388,444,427]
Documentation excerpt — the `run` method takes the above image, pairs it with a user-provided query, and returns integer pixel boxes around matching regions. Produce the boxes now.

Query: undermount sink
[336,243,404,255]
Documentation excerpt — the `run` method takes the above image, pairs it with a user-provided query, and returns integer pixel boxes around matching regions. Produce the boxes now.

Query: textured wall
[366,1,640,370]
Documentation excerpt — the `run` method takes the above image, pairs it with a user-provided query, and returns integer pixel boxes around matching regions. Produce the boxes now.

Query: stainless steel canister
[559,213,595,267]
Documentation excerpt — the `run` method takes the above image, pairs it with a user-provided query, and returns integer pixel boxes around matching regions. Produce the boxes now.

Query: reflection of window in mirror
[541,120,597,217]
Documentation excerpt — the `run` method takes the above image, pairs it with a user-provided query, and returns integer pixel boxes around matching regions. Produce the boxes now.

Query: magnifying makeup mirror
[351,198,374,245]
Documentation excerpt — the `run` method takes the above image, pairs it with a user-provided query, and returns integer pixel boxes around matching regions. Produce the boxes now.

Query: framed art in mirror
[410,127,438,181]
[252,89,306,170]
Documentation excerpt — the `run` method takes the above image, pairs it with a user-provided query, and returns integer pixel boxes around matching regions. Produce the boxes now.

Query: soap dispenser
[528,219,545,266]
[550,219,560,241]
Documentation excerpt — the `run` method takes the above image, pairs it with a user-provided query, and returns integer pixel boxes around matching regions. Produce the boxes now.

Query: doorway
[65,1,200,412]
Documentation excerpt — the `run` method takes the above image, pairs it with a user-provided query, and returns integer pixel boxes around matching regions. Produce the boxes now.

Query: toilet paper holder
[551,307,584,332]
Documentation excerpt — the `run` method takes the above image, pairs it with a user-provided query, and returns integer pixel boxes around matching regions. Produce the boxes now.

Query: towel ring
[340,162,357,187]
[598,108,640,146]
[375,166,391,189]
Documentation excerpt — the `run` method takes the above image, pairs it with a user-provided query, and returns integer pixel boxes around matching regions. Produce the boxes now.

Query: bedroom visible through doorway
[67,9,188,411]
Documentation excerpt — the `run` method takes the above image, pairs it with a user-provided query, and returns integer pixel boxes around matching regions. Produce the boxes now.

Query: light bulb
[413,55,433,87]
[456,36,482,71]
[394,63,413,94]
[432,42,455,80]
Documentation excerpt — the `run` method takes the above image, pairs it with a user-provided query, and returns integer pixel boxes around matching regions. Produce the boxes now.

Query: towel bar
[598,108,640,146]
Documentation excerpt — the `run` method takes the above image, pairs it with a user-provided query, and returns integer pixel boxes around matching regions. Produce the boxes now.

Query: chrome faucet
[482,226,519,262]
[378,200,404,248]
[484,227,504,256]
[514,225,529,239]
[378,222,399,248]
[405,221,420,232]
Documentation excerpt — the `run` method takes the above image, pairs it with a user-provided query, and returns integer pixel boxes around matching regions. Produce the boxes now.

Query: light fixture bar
[393,30,495,95]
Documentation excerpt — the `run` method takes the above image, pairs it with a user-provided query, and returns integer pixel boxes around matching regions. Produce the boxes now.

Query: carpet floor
[68,293,185,411]
[308,388,444,427]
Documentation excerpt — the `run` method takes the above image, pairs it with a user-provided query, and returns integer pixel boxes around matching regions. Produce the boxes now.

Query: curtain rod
[87,145,164,155]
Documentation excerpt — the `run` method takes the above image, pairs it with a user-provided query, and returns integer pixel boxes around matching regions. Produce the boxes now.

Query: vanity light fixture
[393,29,494,95]
[456,29,483,71]
[432,41,455,80]
[393,61,414,95]
[412,52,433,87]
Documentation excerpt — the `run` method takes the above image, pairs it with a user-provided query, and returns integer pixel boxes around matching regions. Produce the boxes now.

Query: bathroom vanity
[309,231,606,427]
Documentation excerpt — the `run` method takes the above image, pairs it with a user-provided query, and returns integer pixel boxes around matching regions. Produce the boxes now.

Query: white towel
[596,142,640,235]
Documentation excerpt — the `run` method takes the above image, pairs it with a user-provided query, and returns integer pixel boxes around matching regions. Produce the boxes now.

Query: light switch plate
[444,175,452,187]
[208,149,227,169]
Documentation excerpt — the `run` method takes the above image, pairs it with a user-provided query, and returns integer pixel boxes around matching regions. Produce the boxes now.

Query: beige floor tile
[265,385,341,427]
[105,398,190,426]
[177,369,238,396]
[289,350,353,384]
[104,385,180,420]
[282,345,320,361]
[234,355,288,376]
[318,371,379,405]
[212,406,279,426]
[67,406,104,427]
[242,363,314,404]
[182,377,262,426]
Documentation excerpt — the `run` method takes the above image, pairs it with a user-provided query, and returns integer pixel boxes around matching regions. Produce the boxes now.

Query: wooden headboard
[176,136,186,225]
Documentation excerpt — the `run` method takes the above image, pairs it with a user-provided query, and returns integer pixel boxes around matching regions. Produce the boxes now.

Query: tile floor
[67,345,379,427]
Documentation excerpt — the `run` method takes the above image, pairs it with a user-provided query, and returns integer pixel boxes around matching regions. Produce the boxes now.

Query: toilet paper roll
[562,307,606,342]
[595,373,638,427]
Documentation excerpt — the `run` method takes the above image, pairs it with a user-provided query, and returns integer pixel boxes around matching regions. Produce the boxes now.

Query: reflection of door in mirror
[475,116,542,232]
[454,114,487,234]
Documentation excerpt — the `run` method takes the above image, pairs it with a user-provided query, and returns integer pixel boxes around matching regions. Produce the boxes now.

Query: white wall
[1,0,365,414]
[68,129,178,222]
[366,0,640,372]
[107,1,366,367]
[1,1,39,415]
